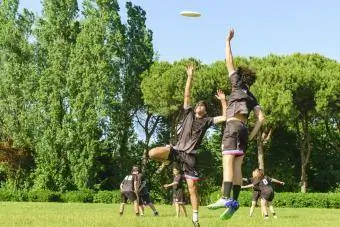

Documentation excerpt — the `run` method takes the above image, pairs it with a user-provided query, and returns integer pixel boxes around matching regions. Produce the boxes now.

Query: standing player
[164,166,187,217]
[119,166,142,216]
[242,177,261,217]
[207,29,265,220]
[148,64,227,227]
[138,179,159,216]
[242,168,285,219]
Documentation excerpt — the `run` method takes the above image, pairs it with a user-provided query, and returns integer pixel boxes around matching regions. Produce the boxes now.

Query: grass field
[0,202,339,227]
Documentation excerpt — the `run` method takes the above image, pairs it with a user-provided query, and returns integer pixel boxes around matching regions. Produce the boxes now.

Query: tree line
[0,0,339,195]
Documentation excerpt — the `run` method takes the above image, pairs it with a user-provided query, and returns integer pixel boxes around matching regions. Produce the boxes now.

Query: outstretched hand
[215,89,226,101]
[226,28,234,42]
[186,64,194,77]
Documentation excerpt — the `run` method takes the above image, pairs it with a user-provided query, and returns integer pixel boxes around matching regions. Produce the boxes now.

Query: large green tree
[33,0,79,191]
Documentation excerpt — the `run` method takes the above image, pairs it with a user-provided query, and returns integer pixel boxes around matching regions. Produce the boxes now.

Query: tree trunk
[300,117,312,193]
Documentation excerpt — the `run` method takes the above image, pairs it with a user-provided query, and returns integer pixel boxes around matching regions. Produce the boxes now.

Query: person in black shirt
[242,177,261,217]
[164,166,187,217]
[207,29,265,221]
[149,64,227,226]
[138,179,159,216]
[242,168,285,219]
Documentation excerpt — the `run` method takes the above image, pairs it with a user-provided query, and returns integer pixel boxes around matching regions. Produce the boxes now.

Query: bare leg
[139,205,144,215]
[119,203,125,215]
[180,204,187,217]
[148,146,171,161]
[261,199,269,218]
[175,203,180,217]
[268,202,277,218]
[186,178,199,222]
[249,201,256,217]
[133,200,139,215]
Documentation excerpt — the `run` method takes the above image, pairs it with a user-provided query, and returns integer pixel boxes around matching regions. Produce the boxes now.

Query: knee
[148,148,156,158]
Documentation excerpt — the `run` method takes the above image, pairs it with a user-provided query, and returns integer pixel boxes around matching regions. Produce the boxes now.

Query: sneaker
[207,198,227,210]
[155,160,171,174]
[207,197,233,210]
[119,212,123,216]
[273,215,278,219]
[219,200,239,220]
[192,221,200,227]
[154,211,159,216]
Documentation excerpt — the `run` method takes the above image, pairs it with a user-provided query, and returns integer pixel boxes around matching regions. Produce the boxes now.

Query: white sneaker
[207,198,227,210]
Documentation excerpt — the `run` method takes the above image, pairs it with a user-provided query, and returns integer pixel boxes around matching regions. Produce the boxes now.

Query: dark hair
[131,165,139,173]
[237,66,256,87]
[195,100,208,113]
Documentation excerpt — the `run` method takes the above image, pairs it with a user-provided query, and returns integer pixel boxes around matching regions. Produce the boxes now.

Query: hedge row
[0,189,339,208]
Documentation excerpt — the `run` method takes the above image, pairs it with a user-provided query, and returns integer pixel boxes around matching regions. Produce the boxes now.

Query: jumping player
[164,166,187,217]
[242,168,285,219]
[148,64,227,227]
[119,166,141,216]
[207,29,265,220]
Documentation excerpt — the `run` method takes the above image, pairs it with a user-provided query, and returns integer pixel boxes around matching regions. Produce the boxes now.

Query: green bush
[0,189,29,201]
[28,190,61,202]
[61,190,94,203]
[94,191,114,204]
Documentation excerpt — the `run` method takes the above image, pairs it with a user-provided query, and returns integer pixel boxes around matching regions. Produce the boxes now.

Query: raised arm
[249,106,265,140]
[184,64,194,107]
[226,29,236,74]
[271,178,285,185]
[213,89,227,124]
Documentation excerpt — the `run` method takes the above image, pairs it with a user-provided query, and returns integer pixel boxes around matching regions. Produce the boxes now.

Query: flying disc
[180,11,201,17]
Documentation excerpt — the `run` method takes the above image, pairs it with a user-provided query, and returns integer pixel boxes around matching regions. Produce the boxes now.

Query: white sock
[193,210,199,222]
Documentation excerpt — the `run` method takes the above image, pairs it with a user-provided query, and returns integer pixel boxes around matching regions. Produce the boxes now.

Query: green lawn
[0,202,339,227]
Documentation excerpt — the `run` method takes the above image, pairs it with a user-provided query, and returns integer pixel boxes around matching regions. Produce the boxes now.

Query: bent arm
[249,106,265,140]
[213,89,227,124]
[241,184,254,189]
[184,65,194,107]
[271,178,285,185]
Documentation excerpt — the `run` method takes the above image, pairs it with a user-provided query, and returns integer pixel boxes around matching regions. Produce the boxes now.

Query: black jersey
[227,72,260,119]
[252,176,273,193]
[174,106,214,154]
[173,174,185,192]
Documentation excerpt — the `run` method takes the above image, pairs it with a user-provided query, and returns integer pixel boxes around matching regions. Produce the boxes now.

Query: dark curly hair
[237,66,256,87]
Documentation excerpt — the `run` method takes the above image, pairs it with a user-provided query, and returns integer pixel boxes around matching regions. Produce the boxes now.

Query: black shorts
[222,120,248,156]
[173,189,184,204]
[121,191,137,203]
[169,148,199,180]
[252,190,261,202]
[261,189,274,202]
[139,193,152,205]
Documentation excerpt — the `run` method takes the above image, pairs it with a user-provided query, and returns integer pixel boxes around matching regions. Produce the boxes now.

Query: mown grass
[0,202,339,227]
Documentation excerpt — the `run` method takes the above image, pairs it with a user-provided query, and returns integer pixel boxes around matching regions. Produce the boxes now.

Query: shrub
[94,191,114,204]
[61,190,94,203]
[28,190,61,202]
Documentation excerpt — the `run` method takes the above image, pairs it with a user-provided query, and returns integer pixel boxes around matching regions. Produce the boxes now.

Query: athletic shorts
[252,190,261,202]
[173,189,184,204]
[261,189,274,202]
[222,120,248,156]
[169,148,199,180]
[139,193,152,205]
[121,191,137,203]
